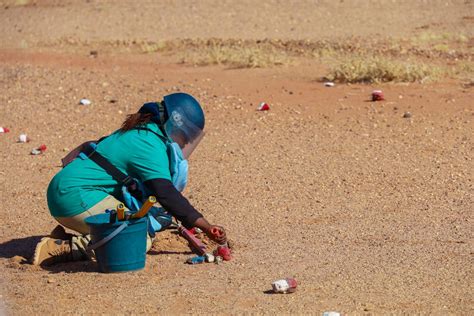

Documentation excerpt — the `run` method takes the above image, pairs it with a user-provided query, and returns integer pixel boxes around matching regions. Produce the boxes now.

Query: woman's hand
[193,217,227,244]
[207,225,227,244]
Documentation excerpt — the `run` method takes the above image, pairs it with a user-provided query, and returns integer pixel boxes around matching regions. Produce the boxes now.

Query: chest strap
[85,127,167,188]
[87,150,135,187]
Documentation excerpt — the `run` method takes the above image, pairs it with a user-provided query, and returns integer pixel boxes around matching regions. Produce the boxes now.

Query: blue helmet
[162,93,205,157]
[138,93,205,157]
[163,93,204,136]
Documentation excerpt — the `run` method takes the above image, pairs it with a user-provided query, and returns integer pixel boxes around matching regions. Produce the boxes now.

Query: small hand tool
[116,203,126,221]
[131,196,156,219]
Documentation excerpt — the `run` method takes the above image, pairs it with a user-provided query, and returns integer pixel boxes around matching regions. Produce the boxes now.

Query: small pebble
[403,112,412,118]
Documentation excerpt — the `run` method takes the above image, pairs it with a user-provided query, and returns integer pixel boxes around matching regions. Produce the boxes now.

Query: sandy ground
[1,0,473,48]
[0,1,473,315]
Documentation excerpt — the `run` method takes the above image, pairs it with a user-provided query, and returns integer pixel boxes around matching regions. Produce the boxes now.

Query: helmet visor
[164,109,205,159]
[181,131,204,159]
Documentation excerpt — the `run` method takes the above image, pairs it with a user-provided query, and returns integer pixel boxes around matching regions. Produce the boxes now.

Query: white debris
[205,253,215,263]
[324,82,335,87]
[18,134,29,143]
[214,256,223,264]
[79,98,91,105]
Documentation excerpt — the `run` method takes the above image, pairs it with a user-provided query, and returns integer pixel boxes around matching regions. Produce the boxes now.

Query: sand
[0,1,472,314]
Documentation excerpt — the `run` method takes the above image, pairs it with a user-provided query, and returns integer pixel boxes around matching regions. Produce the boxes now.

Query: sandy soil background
[0,0,473,315]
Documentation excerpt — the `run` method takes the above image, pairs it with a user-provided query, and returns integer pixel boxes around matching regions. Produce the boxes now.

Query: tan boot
[49,225,74,240]
[31,237,73,266]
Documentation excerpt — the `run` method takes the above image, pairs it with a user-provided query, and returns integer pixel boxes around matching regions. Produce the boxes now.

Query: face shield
[164,109,205,159]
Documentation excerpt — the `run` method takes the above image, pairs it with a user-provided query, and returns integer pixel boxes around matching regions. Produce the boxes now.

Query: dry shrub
[0,0,31,5]
[326,56,441,83]
[452,61,474,81]
[140,41,168,54]
[412,32,469,45]
[181,44,290,68]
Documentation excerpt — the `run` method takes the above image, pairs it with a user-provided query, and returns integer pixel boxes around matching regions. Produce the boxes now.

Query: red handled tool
[178,226,207,256]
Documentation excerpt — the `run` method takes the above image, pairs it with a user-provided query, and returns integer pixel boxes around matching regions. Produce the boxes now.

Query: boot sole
[31,237,51,265]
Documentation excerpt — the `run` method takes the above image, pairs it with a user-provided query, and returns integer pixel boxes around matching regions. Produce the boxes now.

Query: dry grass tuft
[179,42,291,68]
[139,41,168,54]
[1,0,31,5]
[412,32,469,45]
[45,35,471,81]
[326,56,442,83]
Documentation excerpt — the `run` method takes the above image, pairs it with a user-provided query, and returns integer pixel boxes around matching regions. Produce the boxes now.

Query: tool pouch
[121,184,172,236]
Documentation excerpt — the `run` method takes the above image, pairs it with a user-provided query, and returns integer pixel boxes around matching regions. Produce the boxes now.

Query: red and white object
[214,245,232,261]
[271,278,297,294]
[18,134,29,143]
[0,127,10,133]
[210,227,232,261]
[258,102,270,111]
[371,90,385,101]
[31,144,47,155]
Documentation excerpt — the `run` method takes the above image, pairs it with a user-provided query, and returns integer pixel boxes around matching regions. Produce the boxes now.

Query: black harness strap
[85,126,167,188]
[134,126,168,143]
[88,151,134,186]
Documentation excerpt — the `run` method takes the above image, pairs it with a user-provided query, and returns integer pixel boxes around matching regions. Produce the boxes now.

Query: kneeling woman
[34,93,227,265]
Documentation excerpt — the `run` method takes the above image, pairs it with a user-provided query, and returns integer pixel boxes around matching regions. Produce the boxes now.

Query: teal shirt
[47,123,171,217]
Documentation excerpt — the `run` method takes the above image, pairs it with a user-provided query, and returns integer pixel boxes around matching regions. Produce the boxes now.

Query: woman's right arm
[144,178,226,243]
